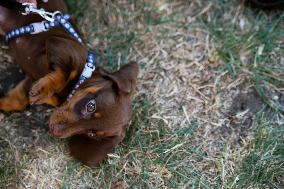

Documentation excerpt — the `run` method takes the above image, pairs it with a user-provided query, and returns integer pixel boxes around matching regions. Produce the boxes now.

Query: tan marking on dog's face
[49,62,139,139]
[94,112,101,118]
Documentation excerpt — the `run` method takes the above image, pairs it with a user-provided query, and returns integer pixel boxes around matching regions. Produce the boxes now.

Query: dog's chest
[11,38,34,62]
[11,38,50,80]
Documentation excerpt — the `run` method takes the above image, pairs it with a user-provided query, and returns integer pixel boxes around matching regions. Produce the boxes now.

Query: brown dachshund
[0,0,139,166]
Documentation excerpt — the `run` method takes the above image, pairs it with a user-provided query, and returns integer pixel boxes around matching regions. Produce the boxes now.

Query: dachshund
[0,0,139,166]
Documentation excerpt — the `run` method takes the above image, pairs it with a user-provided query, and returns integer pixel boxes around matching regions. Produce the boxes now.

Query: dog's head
[49,62,139,139]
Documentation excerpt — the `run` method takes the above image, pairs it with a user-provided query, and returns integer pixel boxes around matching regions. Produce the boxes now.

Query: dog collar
[67,51,96,100]
[5,13,96,101]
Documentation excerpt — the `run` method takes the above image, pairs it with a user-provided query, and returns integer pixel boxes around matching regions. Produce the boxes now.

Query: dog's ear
[99,62,139,94]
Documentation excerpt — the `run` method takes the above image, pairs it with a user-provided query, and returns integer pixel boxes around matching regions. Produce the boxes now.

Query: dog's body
[0,0,85,108]
[0,0,138,166]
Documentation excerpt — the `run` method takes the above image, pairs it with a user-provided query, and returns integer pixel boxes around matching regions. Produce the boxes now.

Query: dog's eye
[86,99,96,113]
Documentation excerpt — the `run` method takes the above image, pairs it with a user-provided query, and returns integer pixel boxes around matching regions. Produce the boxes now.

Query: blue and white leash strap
[5,13,83,43]
[5,11,96,101]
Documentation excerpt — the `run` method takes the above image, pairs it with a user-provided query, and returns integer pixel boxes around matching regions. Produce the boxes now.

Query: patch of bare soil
[211,90,264,145]
[229,90,264,115]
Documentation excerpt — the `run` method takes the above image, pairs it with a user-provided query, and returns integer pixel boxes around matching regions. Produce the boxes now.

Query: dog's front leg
[0,78,30,111]
[29,68,77,106]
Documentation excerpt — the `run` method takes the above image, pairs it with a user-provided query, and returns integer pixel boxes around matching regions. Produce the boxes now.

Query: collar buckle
[82,65,96,78]
[30,21,48,34]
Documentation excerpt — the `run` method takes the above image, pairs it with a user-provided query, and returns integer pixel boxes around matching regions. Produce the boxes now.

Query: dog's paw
[29,79,54,105]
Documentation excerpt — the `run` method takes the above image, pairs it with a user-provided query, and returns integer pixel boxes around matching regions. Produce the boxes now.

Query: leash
[4,4,97,101]
[5,13,83,44]
[22,2,61,22]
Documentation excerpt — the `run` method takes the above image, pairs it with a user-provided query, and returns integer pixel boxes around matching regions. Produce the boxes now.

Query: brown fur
[0,0,139,166]
[0,78,31,111]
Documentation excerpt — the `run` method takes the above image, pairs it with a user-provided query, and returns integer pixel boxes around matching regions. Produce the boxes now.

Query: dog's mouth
[50,124,64,137]
[50,123,87,138]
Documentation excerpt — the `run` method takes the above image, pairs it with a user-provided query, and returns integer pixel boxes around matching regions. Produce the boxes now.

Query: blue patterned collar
[5,13,96,101]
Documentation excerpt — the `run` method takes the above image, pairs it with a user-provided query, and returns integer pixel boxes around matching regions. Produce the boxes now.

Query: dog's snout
[50,124,65,137]
[49,109,68,125]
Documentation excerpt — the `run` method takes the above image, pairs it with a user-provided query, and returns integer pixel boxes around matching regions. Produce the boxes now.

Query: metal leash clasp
[21,3,61,22]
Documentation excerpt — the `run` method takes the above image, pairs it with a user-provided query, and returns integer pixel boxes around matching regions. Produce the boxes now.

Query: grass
[0,137,17,188]
[229,112,284,188]
[0,0,283,188]
[201,0,284,112]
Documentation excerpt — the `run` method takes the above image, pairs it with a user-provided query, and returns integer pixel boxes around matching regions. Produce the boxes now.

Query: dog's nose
[50,124,65,137]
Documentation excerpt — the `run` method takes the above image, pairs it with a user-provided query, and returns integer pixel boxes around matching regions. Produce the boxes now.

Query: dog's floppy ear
[99,62,139,94]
